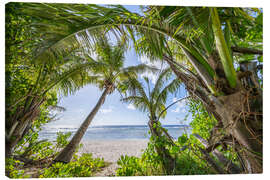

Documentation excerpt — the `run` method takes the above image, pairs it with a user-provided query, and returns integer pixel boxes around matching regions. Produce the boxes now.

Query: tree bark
[231,46,263,55]
[198,146,226,174]
[6,99,43,157]
[213,91,262,173]
[52,87,110,163]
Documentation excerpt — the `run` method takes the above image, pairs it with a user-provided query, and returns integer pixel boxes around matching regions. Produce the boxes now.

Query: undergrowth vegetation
[40,153,107,178]
[5,132,108,178]
[116,134,214,176]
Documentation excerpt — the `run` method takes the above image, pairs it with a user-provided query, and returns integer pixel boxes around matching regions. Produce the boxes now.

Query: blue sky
[44,5,191,128]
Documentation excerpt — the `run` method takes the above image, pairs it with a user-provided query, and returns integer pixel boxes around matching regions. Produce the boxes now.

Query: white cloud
[127,104,136,110]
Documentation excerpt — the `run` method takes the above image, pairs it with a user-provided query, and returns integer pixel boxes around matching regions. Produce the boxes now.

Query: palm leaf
[210,8,238,88]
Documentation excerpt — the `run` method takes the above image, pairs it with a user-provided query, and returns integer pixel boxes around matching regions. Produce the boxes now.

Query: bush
[5,158,30,178]
[116,134,213,176]
[116,155,142,176]
[40,153,107,178]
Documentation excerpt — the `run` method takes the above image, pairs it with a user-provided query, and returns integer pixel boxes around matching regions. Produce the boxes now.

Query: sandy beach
[78,139,149,176]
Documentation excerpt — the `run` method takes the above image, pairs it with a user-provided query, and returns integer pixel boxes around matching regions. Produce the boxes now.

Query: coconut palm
[121,68,186,174]
[130,7,263,173]
[53,37,157,163]
[18,3,262,172]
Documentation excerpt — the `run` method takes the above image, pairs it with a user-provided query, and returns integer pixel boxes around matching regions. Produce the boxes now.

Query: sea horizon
[39,124,192,141]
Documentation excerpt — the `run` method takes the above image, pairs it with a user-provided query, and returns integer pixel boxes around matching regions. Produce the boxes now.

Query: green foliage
[178,134,188,144]
[14,130,72,161]
[56,132,72,148]
[116,155,143,176]
[6,3,41,108]
[5,158,30,178]
[6,131,92,178]
[116,133,212,176]
[116,139,166,176]
[189,100,217,139]
[40,153,106,178]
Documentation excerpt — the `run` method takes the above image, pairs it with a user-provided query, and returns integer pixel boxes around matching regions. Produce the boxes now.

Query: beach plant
[8,131,72,167]
[5,158,30,178]
[40,153,106,178]
[116,137,213,176]
[188,100,217,140]
[8,3,263,173]
[116,155,143,176]
[5,131,86,178]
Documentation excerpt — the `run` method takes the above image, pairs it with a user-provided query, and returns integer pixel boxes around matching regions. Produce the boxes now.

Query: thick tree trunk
[213,91,262,173]
[53,87,110,163]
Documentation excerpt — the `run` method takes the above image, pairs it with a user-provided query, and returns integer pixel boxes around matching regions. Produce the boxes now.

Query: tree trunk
[213,91,262,173]
[6,98,43,157]
[6,119,31,157]
[53,87,110,163]
[193,133,241,174]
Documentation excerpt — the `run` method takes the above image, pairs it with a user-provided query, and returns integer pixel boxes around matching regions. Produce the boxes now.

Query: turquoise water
[39,125,191,141]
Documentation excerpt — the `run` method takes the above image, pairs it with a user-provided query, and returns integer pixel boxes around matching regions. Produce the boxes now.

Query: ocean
[38,125,192,141]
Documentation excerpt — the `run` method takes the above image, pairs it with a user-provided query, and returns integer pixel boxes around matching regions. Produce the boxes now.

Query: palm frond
[125,77,149,101]
[123,64,159,75]
[155,78,182,107]
[150,68,172,104]
[45,61,102,96]
[121,96,150,112]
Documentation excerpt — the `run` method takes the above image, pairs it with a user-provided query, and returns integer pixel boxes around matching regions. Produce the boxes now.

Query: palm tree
[18,3,262,172]
[53,38,157,163]
[121,68,186,174]
[131,7,263,173]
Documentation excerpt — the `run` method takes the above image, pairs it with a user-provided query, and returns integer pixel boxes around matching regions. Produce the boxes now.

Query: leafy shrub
[188,100,217,139]
[116,155,142,176]
[5,158,30,178]
[40,153,107,178]
[116,138,165,176]
[6,132,77,178]
[14,131,72,161]
[116,133,213,176]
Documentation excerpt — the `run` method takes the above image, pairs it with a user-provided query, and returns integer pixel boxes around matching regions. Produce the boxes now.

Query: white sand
[78,139,149,176]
